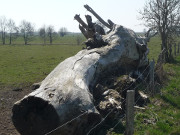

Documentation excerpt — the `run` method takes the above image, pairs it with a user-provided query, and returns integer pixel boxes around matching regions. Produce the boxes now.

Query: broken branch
[74,14,88,30]
[84,4,112,29]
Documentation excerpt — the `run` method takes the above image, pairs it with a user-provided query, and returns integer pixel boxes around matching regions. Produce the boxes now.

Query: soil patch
[0,86,32,135]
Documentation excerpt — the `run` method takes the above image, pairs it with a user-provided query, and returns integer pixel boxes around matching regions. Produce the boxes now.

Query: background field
[0,44,83,88]
[0,34,86,45]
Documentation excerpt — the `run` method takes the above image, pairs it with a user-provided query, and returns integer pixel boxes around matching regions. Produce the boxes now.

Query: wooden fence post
[174,43,176,56]
[149,59,155,96]
[126,90,135,135]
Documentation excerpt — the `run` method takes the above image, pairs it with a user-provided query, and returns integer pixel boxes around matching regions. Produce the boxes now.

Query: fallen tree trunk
[12,24,149,135]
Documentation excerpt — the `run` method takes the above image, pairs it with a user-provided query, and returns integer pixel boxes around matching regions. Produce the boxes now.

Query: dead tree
[12,5,152,135]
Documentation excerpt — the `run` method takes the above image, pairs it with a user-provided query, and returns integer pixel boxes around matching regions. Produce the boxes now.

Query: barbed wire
[86,107,116,135]
[121,63,150,92]
[133,71,150,90]
[44,104,100,135]
[134,82,151,106]
[108,114,126,133]
[44,110,88,135]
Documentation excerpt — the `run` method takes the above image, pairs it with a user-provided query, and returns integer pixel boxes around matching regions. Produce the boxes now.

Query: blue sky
[0,0,146,32]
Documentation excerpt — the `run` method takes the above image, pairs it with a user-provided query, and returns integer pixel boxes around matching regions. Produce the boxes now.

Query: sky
[0,0,146,32]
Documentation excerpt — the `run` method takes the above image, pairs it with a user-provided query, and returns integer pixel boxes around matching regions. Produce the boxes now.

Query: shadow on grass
[161,95,180,109]
[168,55,180,65]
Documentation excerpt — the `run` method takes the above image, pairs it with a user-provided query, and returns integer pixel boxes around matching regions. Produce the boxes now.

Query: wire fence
[42,42,180,135]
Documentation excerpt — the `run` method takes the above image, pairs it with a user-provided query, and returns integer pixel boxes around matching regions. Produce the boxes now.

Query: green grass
[133,55,180,135]
[0,45,83,88]
[148,36,162,61]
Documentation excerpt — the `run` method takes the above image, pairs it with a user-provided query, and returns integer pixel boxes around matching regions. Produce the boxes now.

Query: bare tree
[47,25,55,44]
[0,16,7,45]
[7,19,19,45]
[20,20,34,45]
[59,27,68,37]
[39,25,46,45]
[76,34,83,45]
[139,0,180,61]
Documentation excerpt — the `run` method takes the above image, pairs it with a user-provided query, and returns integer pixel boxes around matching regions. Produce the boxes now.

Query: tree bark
[74,14,88,30]
[12,25,149,135]
[84,4,112,29]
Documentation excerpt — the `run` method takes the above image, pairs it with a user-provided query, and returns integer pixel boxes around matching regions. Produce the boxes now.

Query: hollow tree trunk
[12,24,149,135]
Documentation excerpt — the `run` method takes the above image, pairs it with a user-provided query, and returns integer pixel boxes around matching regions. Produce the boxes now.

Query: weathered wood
[31,82,41,90]
[94,24,106,35]
[107,19,114,27]
[12,25,149,135]
[84,4,112,29]
[79,24,88,39]
[75,14,105,40]
[74,14,88,30]
[125,90,135,135]
[85,15,95,38]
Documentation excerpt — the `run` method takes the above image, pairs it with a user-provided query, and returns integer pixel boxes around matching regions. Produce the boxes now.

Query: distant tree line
[0,16,83,45]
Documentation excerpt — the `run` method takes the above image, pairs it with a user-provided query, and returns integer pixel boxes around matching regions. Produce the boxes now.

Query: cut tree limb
[79,24,88,39]
[84,4,112,29]
[74,14,88,30]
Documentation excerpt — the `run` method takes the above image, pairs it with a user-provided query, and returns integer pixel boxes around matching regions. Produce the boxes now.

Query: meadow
[0,35,180,135]
[133,56,180,135]
[0,45,83,88]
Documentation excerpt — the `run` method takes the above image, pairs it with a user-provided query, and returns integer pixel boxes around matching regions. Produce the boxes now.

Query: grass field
[0,45,83,88]
[0,35,180,134]
[148,36,162,61]
[133,56,180,135]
